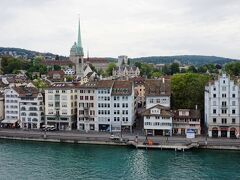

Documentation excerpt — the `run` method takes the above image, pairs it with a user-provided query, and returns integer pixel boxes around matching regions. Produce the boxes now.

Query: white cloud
[0,0,239,59]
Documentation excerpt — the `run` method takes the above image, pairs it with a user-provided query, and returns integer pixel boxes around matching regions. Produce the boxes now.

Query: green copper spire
[76,17,84,56]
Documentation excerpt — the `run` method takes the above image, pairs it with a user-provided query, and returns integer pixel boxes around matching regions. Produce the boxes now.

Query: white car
[109,135,120,140]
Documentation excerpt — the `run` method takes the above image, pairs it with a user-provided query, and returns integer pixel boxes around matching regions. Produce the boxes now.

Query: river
[0,139,239,179]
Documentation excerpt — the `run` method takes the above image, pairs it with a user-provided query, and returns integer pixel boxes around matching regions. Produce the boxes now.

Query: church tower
[70,18,84,78]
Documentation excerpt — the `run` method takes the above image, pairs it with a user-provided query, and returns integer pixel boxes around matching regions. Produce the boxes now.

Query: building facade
[110,81,135,132]
[112,66,140,79]
[0,92,4,121]
[3,87,44,129]
[173,109,201,135]
[145,78,171,109]
[205,74,240,138]
[45,83,77,130]
[77,81,97,132]
[143,105,173,136]
[143,78,172,136]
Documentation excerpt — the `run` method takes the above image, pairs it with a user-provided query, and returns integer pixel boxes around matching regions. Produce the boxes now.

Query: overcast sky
[0,0,240,59]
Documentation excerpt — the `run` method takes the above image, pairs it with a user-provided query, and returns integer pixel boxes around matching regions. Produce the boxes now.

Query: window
[232,118,236,124]
[85,96,88,100]
[232,101,236,106]
[232,94,236,98]
[232,109,236,114]
[213,101,216,106]
[213,94,216,98]
[222,109,227,114]
[213,118,216,123]
[222,86,226,91]
[213,87,216,91]
[80,96,83,100]
[90,96,94,100]
[213,109,216,114]
[222,94,226,98]
[222,118,227,124]
[222,101,226,107]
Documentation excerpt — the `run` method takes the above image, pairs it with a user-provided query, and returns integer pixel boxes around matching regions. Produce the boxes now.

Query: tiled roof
[47,70,65,76]
[48,82,79,89]
[145,78,171,96]
[42,60,75,66]
[142,104,172,117]
[96,80,114,89]
[12,86,39,98]
[111,80,133,96]
[78,81,98,89]
[173,109,201,119]
[85,58,108,64]
[130,77,145,85]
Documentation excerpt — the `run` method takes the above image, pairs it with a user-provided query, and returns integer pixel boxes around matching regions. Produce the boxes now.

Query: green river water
[0,139,239,180]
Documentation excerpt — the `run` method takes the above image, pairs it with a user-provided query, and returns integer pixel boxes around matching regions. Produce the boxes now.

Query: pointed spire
[77,17,82,48]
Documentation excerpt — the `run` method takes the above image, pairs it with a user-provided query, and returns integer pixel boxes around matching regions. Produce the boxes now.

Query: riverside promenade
[0,129,239,150]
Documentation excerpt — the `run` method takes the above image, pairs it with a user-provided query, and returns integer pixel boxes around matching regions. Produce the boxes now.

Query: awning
[1,119,18,124]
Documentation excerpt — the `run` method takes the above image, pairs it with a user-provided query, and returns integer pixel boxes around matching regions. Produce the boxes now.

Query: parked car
[42,125,57,131]
[109,135,120,140]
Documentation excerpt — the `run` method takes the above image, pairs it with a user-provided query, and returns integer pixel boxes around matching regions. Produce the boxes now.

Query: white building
[3,86,44,129]
[205,74,240,138]
[110,80,135,132]
[145,78,171,109]
[77,81,97,131]
[96,80,114,132]
[45,83,77,130]
[112,66,140,79]
[64,68,75,75]
[143,105,173,136]
[143,78,172,136]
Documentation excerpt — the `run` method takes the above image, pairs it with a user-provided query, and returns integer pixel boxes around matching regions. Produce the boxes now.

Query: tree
[53,65,61,71]
[197,66,207,73]
[151,71,161,78]
[171,73,210,112]
[224,62,240,76]
[33,78,48,90]
[170,63,180,75]
[106,63,117,76]
[162,64,171,75]
[187,65,198,73]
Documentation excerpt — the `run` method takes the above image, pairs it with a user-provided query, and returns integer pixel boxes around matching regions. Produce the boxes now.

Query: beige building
[131,77,145,107]
[44,83,78,130]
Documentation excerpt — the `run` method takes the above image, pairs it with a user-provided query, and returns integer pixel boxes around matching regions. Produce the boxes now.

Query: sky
[0,0,240,59]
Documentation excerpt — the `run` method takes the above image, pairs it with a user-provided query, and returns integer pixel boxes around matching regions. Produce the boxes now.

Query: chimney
[195,105,198,110]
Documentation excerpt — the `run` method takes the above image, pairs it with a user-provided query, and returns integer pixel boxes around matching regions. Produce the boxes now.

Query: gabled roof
[145,78,171,96]
[42,60,75,66]
[48,82,79,89]
[12,86,39,98]
[173,109,201,119]
[142,104,172,117]
[85,58,108,64]
[96,80,114,89]
[47,70,65,76]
